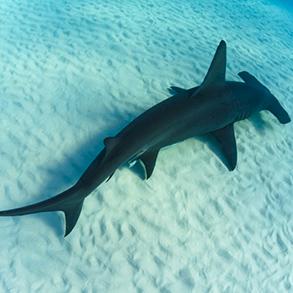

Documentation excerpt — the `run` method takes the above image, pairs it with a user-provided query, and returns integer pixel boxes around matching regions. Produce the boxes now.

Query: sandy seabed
[0,0,292,292]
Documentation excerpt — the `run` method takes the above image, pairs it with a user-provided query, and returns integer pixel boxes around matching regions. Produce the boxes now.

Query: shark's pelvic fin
[199,40,227,91]
[210,124,237,171]
[139,149,160,179]
[106,172,115,182]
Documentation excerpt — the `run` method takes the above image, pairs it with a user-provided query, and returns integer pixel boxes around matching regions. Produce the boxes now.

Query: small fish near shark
[0,40,290,236]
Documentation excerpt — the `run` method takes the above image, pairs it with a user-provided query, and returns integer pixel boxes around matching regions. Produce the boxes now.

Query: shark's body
[0,41,290,236]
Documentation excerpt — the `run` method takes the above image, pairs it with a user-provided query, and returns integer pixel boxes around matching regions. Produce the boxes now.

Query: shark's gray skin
[0,41,290,236]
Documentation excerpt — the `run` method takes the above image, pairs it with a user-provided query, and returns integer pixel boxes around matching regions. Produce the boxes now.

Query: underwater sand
[0,0,292,292]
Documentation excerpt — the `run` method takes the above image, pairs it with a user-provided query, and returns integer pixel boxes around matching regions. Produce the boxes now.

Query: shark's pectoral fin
[138,149,160,179]
[168,86,188,95]
[62,200,84,237]
[193,40,226,97]
[210,124,237,171]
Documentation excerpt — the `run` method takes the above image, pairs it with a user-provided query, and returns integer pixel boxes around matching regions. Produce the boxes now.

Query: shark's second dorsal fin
[104,136,116,148]
[238,71,266,89]
[196,40,227,95]
[102,136,119,163]
[104,136,119,153]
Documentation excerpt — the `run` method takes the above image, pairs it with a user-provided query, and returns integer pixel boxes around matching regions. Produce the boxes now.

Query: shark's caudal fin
[201,40,226,87]
[0,187,85,237]
[63,199,84,236]
[0,146,109,236]
[238,71,291,124]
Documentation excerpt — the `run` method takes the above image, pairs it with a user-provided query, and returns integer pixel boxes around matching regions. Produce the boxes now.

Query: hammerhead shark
[0,40,290,236]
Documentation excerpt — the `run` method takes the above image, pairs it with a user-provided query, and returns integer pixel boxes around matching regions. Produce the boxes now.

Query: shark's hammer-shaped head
[267,93,291,124]
[238,71,291,124]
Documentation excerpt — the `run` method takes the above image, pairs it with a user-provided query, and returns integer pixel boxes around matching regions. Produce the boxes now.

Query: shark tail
[0,186,85,237]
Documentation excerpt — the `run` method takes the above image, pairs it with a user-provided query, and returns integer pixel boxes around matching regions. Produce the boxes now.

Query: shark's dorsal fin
[238,71,266,89]
[104,136,117,149]
[139,149,160,179]
[62,200,84,236]
[197,40,227,94]
[210,124,237,171]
